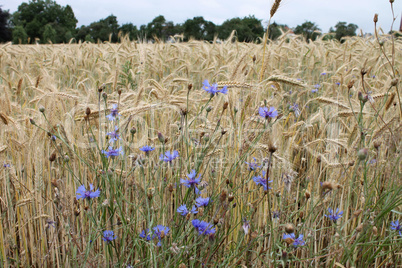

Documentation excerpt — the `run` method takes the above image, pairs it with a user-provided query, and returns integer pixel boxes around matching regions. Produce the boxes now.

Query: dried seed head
[180,108,187,116]
[74,208,80,216]
[213,218,219,225]
[117,89,122,95]
[49,153,56,162]
[178,263,186,268]
[253,55,256,62]
[188,83,192,91]
[51,179,58,187]
[228,193,234,202]
[353,209,363,217]
[39,106,45,113]
[268,142,277,153]
[321,181,338,191]
[358,91,364,101]
[391,78,398,87]
[349,160,355,166]
[284,223,295,234]
[85,107,91,116]
[168,184,174,193]
[130,127,137,135]
[223,102,229,111]
[347,80,355,89]
[373,141,381,149]
[98,84,105,92]
[251,231,258,239]
[102,92,107,99]
[373,13,378,23]
[206,106,212,113]
[356,224,363,232]
[220,189,228,202]
[221,129,227,135]
[304,190,311,200]
[361,68,367,77]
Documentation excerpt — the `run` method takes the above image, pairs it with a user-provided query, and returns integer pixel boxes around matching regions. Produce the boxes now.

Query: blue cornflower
[101,146,123,158]
[107,126,120,143]
[192,219,216,236]
[177,204,198,216]
[106,104,121,121]
[253,171,273,191]
[195,197,210,207]
[202,80,228,96]
[242,219,250,235]
[140,145,155,154]
[390,220,401,236]
[180,169,201,188]
[102,230,117,243]
[289,103,300,117]
[321,72,327,75]
[153,225,170,242]
[245,157,261,171]
[51,135,57,141]
[283,233,305,248]
[335,82,341,86]
[139,229,152,241]
[324,208,343,222]
[258,107,278,119]
[312,84,320,93]
[76,184,100,200]
[3,162,10,168]
[160,150,179,162]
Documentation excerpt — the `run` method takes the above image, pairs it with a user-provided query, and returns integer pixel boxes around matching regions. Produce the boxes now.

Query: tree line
[0,0,360,44]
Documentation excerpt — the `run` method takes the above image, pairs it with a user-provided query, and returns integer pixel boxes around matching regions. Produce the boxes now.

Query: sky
[1,0,401,33]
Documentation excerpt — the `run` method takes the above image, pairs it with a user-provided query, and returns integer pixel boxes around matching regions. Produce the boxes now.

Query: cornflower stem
[98,92,102,149]
[265,151,274,255]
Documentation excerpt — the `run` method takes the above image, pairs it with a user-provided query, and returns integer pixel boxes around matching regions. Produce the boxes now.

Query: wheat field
[0,33,401,267]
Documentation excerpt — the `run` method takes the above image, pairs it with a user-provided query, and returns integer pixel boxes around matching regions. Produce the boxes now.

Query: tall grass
[0,26,401,267]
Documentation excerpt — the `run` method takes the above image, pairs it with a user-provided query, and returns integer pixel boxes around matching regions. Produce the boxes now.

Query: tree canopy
[1,0,365,44]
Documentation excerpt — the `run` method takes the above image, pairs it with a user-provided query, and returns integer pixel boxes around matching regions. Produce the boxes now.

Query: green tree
[219,16,263,42]
[11,0,77,43]
[183,16,216,41]
[77,15,119,43]
[268,22,288,40]
[294,21,321,41]
[12,25,28,44]
[42,23,56,43]
[0,7,12,42]
[330,22,358,41]
[119,23,138,40]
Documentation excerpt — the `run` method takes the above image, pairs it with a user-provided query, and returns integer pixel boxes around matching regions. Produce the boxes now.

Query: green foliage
[12,25,28,44]
[268,22,288,40]
[0,7,12,42]
[183,16,216,41]
[294,21,321,41]
[330,21,358,42]
[76,15,119,43]
[219,15,263,42]
[42,23,56,43]
[12,0,77,43]
[119,23,138,40]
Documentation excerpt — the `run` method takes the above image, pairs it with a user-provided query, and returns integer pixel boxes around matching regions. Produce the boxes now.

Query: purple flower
[102,230,117,243]
[195,197,210,207]
[321,72,327,75]
[325,208,343,222]
[245,157,261,171]
[312,84,320,93]
[177,204,198,216]
[192,219,216,236]
[140,145,155,154]
[289,103,300,117]
[390,220,401,236]
[258,107,278,119]
[283,233,305,247]
[3,162,10,168]
[76,184,101,200]
[202,80,228,96]
[153,225,170,240]
[253,171,273,191]
[160,150,179,162]
[107,126,120,143]
[106,104,121,121]
[101,146,123,158]
[139,229,152,241]
[335,82,341,86]
[180,169,201,188]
